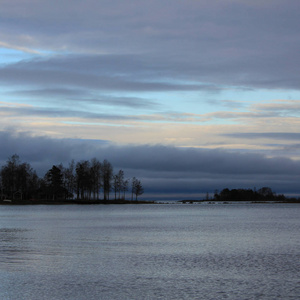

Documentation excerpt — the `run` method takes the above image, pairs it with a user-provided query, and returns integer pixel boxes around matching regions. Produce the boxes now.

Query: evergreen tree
[44,165,65,200]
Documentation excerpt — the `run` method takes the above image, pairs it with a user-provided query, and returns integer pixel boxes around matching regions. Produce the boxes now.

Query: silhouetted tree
[44,165,65,200]
[1,154,19,199]
[113,170,126,200]
[0,154,145,202]
[102,159,113,200]
[76,160,91,200]
[113,174,118,200]
[131,177,144,201]
[258,187,273,199]
[122,179,129,200]
[64,160,76,199]
[0,173,3,200]
[0,154,39,200]
[214,187,284,202]
[90,158,102,200]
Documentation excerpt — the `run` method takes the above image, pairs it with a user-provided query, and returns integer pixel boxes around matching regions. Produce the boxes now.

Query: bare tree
[131,177,144,201]
[102,159,113,200]
[76,160,91,200]
[64,160,76,199]
[122,179,129,200]
[90,158,102,200]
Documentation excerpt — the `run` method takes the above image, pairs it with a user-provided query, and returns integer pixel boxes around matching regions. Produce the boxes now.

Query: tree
[113,174,118,200]
[64,160,76,199]
[18,162,39,200]
[102,159,113,200]
[76,160,91,200]
[0,154,39,200]
[131,177,144,201]
[26,169,40,199]
[0,154,145,202]
[113,170,125,200]
[44,165,65,200]
[122,179,129,200]
[258,187,273,198]
[0,172,3,200]
[1,154,20,199]
[90,158,101,200]
[213,187,282,202]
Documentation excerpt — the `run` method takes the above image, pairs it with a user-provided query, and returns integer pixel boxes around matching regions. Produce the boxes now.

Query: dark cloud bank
[1,131,299,200]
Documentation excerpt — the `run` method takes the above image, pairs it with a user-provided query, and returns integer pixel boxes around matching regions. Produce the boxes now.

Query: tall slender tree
[113,169,125,200]
[102,159,113,200]
[76,160,91,200]
[131,177,144,201]
[90,158,102,200]
[64,160,76,199]
[122,179,129,200]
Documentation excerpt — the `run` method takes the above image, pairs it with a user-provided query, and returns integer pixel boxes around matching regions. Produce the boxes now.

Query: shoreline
[178,199,300,204]
[1,199,300,205]
[0,199,155,205]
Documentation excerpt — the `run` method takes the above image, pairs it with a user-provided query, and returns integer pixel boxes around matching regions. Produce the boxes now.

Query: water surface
[0,204,299,299]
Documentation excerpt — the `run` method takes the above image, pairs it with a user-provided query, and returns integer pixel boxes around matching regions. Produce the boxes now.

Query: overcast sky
[1,0,300,199]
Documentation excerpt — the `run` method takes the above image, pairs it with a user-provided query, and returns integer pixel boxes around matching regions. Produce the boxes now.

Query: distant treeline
[0,154,144,202]
[213,187,299,202]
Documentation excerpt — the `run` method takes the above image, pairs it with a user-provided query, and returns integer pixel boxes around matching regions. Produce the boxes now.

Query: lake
[0,203,299,299]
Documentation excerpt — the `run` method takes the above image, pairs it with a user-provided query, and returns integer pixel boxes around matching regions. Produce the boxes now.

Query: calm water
[0,203,299,300]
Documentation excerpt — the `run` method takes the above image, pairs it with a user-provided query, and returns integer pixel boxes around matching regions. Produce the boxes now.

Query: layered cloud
[1,130,299,199]
[1,0,300,90]
[1,0,300,198]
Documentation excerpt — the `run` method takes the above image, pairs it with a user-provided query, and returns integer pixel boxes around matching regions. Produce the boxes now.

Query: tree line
[213,187,289,202]
[0,154,144,202]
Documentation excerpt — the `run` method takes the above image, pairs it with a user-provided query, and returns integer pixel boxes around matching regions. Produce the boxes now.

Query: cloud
[0,130,299,199]
[1,0,300,91]
[8,88,160,109]
[1,51,300,94]
[1,1,300,199]
[0,41,40,54]
[0,54,214,93]
[253,100,300,115]
[0,103,138,121]
[223,132,300,141]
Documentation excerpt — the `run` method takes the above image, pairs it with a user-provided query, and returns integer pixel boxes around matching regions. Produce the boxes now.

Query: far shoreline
[178,199,300,204]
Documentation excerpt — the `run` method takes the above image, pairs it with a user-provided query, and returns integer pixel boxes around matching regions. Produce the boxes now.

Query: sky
[1,0,300,200]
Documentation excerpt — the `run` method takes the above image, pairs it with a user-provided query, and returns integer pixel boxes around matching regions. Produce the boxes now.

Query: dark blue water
[1,204,299,299]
